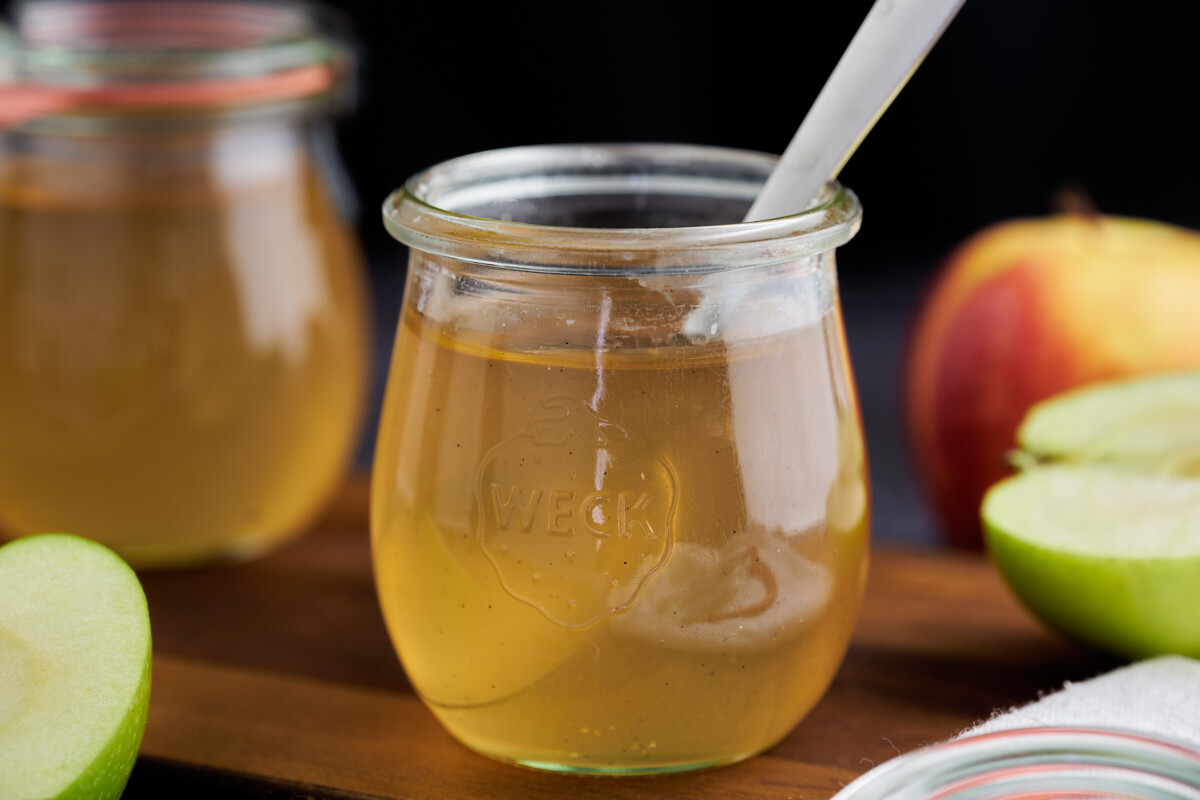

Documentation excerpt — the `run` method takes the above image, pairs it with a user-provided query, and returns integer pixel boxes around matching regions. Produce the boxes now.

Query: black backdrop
[331,0,1200,545]
[328,0,1200,266]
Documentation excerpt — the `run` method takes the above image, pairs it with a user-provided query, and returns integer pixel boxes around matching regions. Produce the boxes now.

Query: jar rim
[832,727,1200,800]
[0,1,351,126]
[382,143,863,277]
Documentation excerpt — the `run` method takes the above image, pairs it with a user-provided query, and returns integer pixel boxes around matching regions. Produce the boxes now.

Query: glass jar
[372,143,870,774]
[832,727,1200,800]
[0,1,369,567]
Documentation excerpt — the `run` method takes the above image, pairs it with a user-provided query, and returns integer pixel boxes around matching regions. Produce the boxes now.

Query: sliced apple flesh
[1016,371,1200,474]
[984,465,1200,658]
[983,372,1200,659]
[0,534,152,800]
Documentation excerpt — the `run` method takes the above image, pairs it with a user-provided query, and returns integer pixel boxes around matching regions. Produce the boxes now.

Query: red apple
[905,213,1200,548]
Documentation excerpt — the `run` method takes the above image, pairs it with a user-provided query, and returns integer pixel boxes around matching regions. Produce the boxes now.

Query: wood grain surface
[122,477,1117,799]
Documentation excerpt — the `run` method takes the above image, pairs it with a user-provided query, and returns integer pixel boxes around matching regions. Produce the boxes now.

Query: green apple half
[0,534,152,800]
[982,372,1200,659]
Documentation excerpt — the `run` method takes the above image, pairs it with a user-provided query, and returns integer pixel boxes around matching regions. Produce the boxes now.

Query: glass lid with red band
[0,1,352,127]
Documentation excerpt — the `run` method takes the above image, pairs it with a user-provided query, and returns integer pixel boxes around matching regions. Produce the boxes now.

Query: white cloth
[962,655,1200,749]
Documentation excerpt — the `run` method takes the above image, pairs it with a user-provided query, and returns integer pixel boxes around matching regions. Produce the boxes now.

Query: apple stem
[1051,185,1101,221]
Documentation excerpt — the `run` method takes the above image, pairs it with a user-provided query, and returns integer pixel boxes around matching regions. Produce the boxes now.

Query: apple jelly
[0,2,369,567]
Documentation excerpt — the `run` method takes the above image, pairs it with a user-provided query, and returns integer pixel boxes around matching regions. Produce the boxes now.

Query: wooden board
[123,478,1116,799]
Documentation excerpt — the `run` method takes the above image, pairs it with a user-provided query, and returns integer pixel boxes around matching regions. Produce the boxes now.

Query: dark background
[6,0,1198,545]
[330,0,1200,259]
[323,0,1200,547]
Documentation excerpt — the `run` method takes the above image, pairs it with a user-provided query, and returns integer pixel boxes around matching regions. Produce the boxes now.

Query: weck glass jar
[372,143,870,774]
[0,1,369,567]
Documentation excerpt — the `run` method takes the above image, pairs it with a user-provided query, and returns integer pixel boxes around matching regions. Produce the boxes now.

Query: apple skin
[990,525,1200,659]
[905,214,1200,549]
[0,534,151,800]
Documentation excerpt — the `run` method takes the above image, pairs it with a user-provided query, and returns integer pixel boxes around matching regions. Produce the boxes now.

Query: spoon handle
[745,0,966,222]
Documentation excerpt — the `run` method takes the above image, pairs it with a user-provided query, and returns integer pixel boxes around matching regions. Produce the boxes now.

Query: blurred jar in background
[0,1,369,567]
